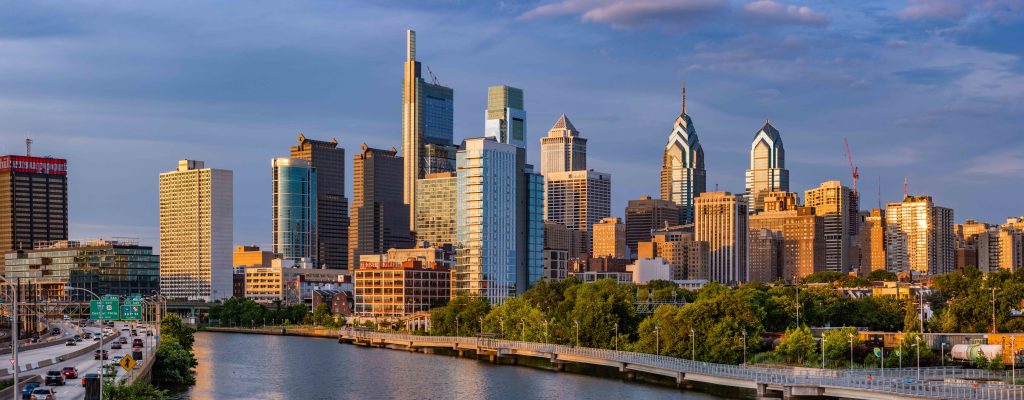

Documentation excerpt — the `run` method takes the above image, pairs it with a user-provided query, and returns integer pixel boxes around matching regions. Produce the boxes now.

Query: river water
[176,331,733,399]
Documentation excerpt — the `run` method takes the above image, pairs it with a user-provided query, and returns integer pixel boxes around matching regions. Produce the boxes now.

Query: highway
[15,322,156,400]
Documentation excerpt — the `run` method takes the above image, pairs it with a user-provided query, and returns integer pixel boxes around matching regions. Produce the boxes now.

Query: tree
[775,325,816,365]
[429,296,491,336]
[822,327,862,368]
[866,270,897,282]
[161,314,195,350]
[483,297,547,341]
[104,381,168,400]
[154,339,197,384]
[312,303,336,328]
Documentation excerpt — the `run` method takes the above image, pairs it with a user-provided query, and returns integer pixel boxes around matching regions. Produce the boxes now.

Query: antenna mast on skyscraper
[903,176,909,198]
[681,80,687,114]
[877,176,881,210]
[25,134,32,156]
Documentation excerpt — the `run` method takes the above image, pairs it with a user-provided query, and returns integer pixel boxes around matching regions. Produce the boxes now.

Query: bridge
[339,330,1023,400]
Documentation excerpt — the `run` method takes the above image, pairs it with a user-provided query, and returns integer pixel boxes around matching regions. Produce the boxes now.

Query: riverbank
[200,327,746,398]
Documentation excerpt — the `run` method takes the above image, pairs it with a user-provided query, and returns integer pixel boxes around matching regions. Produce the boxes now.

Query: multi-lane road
[14,322,156,400]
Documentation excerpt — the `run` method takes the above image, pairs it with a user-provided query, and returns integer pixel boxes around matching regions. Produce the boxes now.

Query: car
[29,388,55,400]
[72,335,81,341]
[44,370,64,386]
[118,337,128,344]
[20,382,40,400]
[93,336,101,341]
[50,328,60,335]
[65,339,76,346]
[93,350,108,360]
[132,338,144,348]
[110,342,122,349]
[80,372,98,388]
[61,366,78,379]
[112,355,123,364]
[81,332,92,339]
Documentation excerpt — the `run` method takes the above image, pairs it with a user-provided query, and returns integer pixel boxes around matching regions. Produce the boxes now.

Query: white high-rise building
[539,114,586,176]
[544,170,612,235]
[745,120,789,213]
[885,195,954,275]
[159,160,233,301]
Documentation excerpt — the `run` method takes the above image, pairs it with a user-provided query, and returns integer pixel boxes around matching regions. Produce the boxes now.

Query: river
[175,331,735,399]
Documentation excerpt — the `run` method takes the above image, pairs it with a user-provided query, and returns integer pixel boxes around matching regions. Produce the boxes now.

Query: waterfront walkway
[339,330,1023,400]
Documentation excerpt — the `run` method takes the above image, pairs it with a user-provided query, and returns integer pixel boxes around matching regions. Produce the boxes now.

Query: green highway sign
[121,299,143,320]
[90,298,120,320]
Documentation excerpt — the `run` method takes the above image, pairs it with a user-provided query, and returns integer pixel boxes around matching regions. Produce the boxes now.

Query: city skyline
[1,1,1022,248]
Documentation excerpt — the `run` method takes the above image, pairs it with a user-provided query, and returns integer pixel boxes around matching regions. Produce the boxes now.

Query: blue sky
[1,0,1022,249]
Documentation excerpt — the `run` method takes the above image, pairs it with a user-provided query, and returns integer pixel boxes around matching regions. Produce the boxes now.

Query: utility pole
[992,287,998,333]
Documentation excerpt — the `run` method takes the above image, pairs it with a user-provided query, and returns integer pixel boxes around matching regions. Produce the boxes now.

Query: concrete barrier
[0,374,42,399]
[0,333,118,378]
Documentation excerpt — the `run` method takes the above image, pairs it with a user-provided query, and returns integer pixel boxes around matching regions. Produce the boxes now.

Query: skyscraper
[454,138,542,303]
[805,180,851,273]
[415,172,457,246]
[544,170,612,239]
[350,145,412,269]
[0,151,67,257]
[540,114,587,176]
[885,195,954,275]
[159,160,233,301]
[291,134,349,269]
[745,120,789,213]
[859,209,886,276]
[271,158,317,262]
[748,229,783,283]
[485,85,526,149]
[694,192,748,283]
[624,196,680,258]
[403,30,455,229]
[748,200,825,280]
[661,83,706,225]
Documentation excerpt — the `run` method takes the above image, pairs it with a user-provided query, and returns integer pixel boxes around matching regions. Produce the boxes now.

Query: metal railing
[341,330,1024,400]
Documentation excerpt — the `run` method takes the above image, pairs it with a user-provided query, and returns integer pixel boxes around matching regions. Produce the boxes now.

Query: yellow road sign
[119,354,136,372]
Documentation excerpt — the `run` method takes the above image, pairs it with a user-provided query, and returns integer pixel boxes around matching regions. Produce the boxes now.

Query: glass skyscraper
[745,120,789,213]
[660,82,706,225]
[272,158,317,262]
[485,85,526,149]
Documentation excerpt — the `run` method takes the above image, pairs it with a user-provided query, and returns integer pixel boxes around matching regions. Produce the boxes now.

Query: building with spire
[745,120,789,213]
[485,85,526,149]
[660,82,706,225]
[540,114,587,176]
[403,30,455,230]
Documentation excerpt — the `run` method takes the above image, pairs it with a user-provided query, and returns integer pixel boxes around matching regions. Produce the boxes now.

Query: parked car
[20,382,40,400]
[93,350,108,360]
[61,366,78,379]
[29,388,55,400]
[44,370,64,386]
[65,339,76,346]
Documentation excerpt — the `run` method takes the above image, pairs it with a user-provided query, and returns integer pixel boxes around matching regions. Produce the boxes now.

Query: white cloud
[742,1,831,26]
[519,0,728,28]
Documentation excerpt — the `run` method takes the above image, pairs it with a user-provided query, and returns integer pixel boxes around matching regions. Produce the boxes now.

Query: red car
[61,366,78,379]
[132,338,143,348]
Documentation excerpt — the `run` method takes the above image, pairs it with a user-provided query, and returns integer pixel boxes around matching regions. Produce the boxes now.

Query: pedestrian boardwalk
[339,330,1024,400]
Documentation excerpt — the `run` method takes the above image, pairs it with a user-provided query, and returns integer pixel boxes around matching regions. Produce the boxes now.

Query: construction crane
[843,138,858,193]
[426,66,441,86]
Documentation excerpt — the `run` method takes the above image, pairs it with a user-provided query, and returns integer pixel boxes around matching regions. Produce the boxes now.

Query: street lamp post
[66,286,104,399]
[543,319,549,344]
[574,320,580,347]
[614,322,619,351]
[742,331,748,365]
[654,326,660,355]
[690,328,696,360]
[455,317,459,336]
[1012,336,1016,384]
[478,317,484,336]
[821,335,826,369]
[848,334,854,370]
[898,331,903,369]
[1,276,19,400]
[941,343,947,367]
[499,317,504,339]
[881,345,885,378]
[521,318,526,342]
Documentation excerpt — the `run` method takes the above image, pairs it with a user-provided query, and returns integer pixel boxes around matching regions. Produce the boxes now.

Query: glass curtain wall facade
[4,239,159,301]
[660,83,706,225]
[272,158,317,262]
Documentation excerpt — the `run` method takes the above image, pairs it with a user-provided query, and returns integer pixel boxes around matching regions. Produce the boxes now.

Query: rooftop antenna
[25,134,32,157]
[903,176,909,199]
[681,80,687,114]
[877,176,881,210]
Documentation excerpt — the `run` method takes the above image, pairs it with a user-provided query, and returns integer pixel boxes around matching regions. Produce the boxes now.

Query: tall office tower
[159,160,233,301]
[540,114,587,176]
[694,192,748,283]
[454,138,541,303]
[544,170,612,245]
[485,85,526,149]
[748,229,783,283]
[744,120,789,213]
[625,196,680,258]
[884,195,954,275]
[544,221,589,259]
[661,83,706,225]
[0,151,67,257]
[804,180,851,273]
[271,158,317,262]
[957,220,1001,272]
[592,217,627,259]
[415,172,457,246]
[997,226,1024,271]
[858,209,886,276]
[637,226,707,280]
[350,145,412,269]
[749,201,826,280]
[291,134,349,269]
[403,30,455,229]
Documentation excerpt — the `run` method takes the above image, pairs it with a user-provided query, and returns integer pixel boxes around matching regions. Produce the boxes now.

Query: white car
[112,355,123,364]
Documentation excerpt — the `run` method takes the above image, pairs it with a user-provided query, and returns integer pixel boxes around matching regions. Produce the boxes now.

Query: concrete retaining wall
[203,326,336,339]
[0,333,118,377]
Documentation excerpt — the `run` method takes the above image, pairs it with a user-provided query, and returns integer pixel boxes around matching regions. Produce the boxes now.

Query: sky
[1,0,1022,250]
